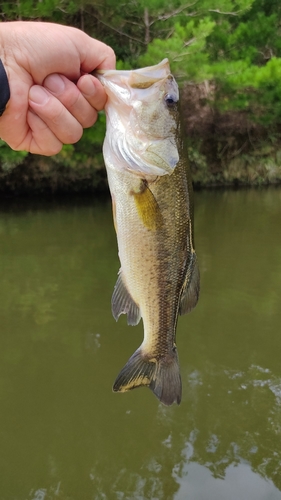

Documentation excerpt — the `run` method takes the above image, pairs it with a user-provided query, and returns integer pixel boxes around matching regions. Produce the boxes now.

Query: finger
[91,42,116,71]
[73,33,116,73]
[26,108,63,155]
[29,85,83,145]
[77,74,107,111]
[44,74,99,127]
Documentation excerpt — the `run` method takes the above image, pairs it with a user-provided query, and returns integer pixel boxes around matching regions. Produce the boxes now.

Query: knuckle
[48,104,65,125]
[106,46,116,63]
[63,87,81,111]
[29,137,63,156]
[45,143,63,156]
[83,110,98,129]
[63,125,83,144]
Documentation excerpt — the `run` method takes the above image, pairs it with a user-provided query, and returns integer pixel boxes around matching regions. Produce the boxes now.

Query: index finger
[77,74,107,111]
[94,43,116,71]
[75,32,116,73]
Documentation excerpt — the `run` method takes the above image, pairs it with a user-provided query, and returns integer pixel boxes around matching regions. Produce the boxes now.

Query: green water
[0,188,281,500]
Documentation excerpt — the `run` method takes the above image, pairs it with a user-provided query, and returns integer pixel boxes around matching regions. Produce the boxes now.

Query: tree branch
[88,13,146,45]
[183,37,197,47]
[149,1,199,27]
[208,9,242,16]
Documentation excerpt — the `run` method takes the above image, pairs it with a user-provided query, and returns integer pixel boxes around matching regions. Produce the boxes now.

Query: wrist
[0,22,32,130]
[0,24,11,115]
[0,58,10,116]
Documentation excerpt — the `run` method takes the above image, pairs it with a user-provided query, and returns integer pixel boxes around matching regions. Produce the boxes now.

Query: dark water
[0,188,281,500]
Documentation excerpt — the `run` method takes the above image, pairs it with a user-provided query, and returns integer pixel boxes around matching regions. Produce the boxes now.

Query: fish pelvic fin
[113,348,182,406]
[111,270,141,326]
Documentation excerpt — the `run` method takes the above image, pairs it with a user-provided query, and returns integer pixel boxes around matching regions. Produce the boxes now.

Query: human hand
[0,21,115,155]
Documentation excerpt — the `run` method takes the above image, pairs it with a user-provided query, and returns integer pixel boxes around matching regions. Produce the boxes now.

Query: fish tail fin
[113,348,182,406]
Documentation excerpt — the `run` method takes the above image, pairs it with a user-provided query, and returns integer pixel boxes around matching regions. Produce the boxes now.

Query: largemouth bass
[96,59,200,406]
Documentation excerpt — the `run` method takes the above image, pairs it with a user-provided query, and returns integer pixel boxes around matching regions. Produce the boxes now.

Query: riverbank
[1,142,280,195]
[183,83,281,188]
[2,148,281,195]
[1,85,281,194]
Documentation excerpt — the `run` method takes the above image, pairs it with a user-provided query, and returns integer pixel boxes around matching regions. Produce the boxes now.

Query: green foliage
[138,18,216,81]
[0,140,28,173]
[1,0,79,21]
[2,0,281,188]
[53,113,106,169]
[135,0,281,124]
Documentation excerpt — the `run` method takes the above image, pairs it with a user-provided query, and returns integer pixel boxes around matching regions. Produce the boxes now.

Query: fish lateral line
[111,194,117,233]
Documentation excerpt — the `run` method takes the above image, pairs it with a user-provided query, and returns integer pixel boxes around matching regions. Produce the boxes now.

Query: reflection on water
[0,189,281,499]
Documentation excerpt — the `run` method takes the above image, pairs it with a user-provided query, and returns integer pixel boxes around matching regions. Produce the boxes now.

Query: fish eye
[164,94,178,108]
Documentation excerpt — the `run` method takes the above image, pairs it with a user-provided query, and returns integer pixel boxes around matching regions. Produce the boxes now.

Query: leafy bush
[2,0,281,189]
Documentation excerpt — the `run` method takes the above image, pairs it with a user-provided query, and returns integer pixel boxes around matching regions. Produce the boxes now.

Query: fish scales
[96,59,200,406]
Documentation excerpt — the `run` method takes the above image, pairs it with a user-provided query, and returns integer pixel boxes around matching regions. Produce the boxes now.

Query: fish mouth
[96,59,180,177]
[95,58,170,80]
[94,59,172,102]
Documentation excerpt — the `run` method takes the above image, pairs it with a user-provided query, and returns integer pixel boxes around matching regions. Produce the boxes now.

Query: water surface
[0,188,281,499]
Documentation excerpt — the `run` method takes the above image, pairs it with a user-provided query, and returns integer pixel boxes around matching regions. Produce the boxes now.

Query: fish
[96,59,200,406]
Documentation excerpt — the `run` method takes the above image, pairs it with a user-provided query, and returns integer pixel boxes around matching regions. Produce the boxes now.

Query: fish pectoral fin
[132,180,163,230]
[111,271,141,326]
[113,348,182,406]
[179,252,200,315]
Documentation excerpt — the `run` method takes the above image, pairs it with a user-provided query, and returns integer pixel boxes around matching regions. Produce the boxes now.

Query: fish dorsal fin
[111,271,141,326]
[179,251,200,316]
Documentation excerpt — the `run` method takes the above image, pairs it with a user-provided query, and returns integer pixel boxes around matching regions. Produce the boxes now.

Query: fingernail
[29,86,50,105]
[44,74,65,94]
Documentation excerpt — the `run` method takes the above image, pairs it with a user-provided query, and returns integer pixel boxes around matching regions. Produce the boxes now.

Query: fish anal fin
[111,271,141,326]
[179,253,200,316]
[132,180,163,230]
[113,348,182,406]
